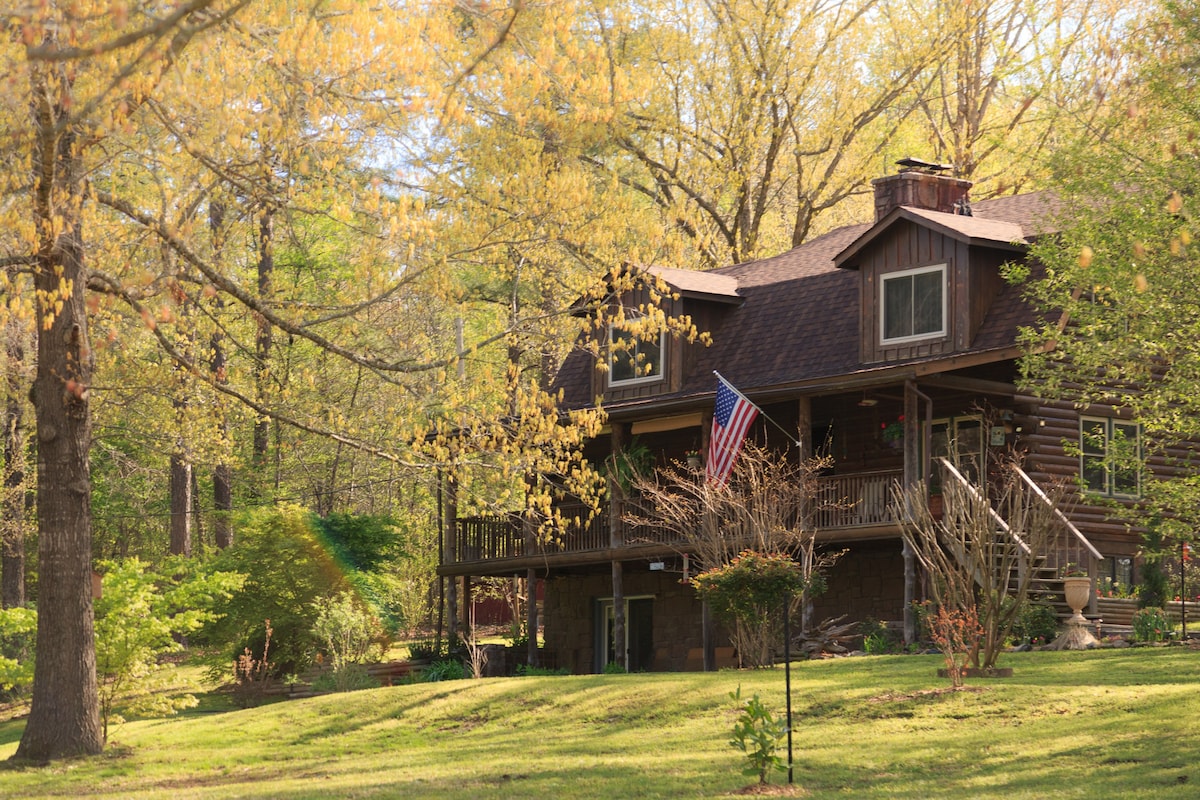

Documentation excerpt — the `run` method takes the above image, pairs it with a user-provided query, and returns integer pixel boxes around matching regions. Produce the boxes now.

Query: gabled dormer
[596,266,742,403]
[834,161,1028,365]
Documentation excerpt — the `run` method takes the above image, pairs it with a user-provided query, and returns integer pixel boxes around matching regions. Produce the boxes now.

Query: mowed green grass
[1,648,1198,799]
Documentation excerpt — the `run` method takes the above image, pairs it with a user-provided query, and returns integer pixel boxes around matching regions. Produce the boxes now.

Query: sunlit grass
[1,648,1198,798]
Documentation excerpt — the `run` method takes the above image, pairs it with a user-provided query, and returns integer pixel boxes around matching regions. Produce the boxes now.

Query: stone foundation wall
[543,569,718,673]
[544,541,907,672]
[811,540,907,626]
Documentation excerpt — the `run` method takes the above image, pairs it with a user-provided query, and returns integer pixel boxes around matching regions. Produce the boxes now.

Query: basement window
[881,264,946,344]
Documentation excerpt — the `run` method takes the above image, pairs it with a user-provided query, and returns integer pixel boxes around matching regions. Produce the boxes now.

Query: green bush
[202,506,353,677]
[0,606,37,697]
[860,618,901,654]
[729,687,789,786]
[515,664,569,676]
[311,590,388,671]
[94,557,242,739]
[422,659,466,682]
[1131,607,1172,643]
[311,664,380,693]
[1011,601,1060,646]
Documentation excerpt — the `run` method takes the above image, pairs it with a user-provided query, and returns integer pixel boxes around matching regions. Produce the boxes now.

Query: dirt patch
[732,783,806,796]
[868,686,985,703]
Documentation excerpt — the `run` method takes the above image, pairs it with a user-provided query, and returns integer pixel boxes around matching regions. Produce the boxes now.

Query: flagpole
[713,371,803,449]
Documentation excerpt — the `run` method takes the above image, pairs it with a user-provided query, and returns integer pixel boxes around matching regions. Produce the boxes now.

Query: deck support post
[526,569,539,667]
[610,422,628,671]
[444,469,459,643]
[902,381,922,644]
[797,395,814,634]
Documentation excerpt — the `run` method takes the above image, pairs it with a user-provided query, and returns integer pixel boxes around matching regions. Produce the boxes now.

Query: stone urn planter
[1063,576,1091,625]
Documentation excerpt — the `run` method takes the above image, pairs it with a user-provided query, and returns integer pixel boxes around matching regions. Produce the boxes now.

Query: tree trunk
[2,318,28,608]
[208,201,233,549]
[169,454,192,556]
[253,208,274,470]
[213,463,233,549]
[16,63,103,756]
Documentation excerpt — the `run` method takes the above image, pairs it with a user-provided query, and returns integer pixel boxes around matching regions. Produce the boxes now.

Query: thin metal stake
[784,593,794,785]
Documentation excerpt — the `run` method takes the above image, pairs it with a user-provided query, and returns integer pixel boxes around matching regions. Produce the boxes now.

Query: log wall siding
[1013,392,1194,559]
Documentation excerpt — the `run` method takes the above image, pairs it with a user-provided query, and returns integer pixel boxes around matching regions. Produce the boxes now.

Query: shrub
[1011,601,1060,646]
[94,557,242,740]
[929,605,983,689]
[515,664,569,676]
[860,618,901,654]
[203,506,353,677]
[1131,607,1172,643]
[729,687,788,786]
[603,660,627,674]
[311,591,388,672]
[311,664,379,693]
[692,550,811,668]
[0,606,37,697]
[422,659,466,682]
[233,620,274,708]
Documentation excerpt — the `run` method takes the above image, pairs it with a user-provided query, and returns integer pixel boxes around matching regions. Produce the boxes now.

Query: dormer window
[608,318,664,386]
[881,264,947,344]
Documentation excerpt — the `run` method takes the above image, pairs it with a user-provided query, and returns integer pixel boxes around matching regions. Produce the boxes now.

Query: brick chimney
[872,158,972,221]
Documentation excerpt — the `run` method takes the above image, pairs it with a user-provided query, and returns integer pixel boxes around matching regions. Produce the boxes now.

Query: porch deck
[442,470,904,575]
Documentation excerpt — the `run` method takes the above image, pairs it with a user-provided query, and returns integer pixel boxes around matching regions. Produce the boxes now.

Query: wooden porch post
[521,479,541,666]
[902,381,920,644]
[610,422,628,671]
[526,569,540,667]
[461,576,472,635]
[699,411,715,672]
[797,396,814,634]
[444,469,459,643]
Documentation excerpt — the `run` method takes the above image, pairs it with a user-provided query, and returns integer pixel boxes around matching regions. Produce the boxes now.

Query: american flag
[706,374,759,485]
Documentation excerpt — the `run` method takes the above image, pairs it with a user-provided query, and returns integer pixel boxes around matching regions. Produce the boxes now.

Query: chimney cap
[896,156,952,173]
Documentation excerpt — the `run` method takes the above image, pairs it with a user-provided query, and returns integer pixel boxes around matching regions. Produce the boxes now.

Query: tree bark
[16,60,103,757]
[252,208,274,470]
[208,201,233,549]
[2,318,28,608]
[169,454,192,556]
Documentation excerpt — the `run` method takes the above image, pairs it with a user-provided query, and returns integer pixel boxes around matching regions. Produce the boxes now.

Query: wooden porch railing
[452,472,908,566]
[451,502,687,565]
[812,470,903,529]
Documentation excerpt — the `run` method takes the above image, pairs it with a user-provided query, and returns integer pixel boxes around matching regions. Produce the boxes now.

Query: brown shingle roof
[554,190,1054,410]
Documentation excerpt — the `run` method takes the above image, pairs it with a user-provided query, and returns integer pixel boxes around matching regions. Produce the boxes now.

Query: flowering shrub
[929,605,983,688]
[1131,607,1172,643]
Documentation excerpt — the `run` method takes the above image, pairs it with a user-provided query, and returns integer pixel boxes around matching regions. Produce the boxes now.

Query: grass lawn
[1,647,1198,798]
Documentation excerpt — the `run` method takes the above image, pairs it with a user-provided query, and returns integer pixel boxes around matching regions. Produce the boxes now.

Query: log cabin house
[439,161,1154,673]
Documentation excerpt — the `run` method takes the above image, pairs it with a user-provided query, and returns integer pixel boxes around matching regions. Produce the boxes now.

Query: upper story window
[608,319,664,386]
[1080,416,1141,497]
[881,264,946,344]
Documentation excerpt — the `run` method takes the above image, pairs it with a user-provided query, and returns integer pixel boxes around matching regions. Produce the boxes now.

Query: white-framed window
[881,264,947,344]
[608,318,664,386]
[1080,416,1142,497]
[928,415,984,488]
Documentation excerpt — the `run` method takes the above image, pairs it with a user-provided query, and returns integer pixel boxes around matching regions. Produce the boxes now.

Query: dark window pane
[1082,455,1108,493]
[884,276,913,339]
[610,329,636,382]
[912,270,943,335]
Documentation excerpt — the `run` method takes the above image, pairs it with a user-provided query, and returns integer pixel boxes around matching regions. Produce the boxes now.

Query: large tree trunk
[2,317,28,608]
[16,63,103,757]
[253,208,274,470]
[169,454,192,556]
[208,200,233,549]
